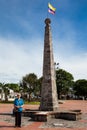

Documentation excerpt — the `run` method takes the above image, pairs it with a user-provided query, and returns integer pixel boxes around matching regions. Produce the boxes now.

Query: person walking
[14,93,24,127]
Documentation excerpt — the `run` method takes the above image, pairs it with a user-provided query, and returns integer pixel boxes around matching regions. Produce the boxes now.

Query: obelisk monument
[40,18,58,111]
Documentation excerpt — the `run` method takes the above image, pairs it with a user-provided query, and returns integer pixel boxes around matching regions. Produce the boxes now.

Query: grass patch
[0,100,40,105]
[0,101,14,104]
[25,101,40,105]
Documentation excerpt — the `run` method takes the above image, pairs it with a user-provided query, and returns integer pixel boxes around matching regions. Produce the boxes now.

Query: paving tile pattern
[0,114,33,127]
[41,113,87,128]
[0,100,87,130]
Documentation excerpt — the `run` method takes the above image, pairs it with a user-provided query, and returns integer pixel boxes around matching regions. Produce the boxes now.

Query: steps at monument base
[22,110,37,118]
[33,111,82,121]
[22,110,82,121]
[33,112,55,122]
[55,111,82,121]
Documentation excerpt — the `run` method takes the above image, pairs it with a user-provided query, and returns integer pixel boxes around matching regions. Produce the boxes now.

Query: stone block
[22,110,37,118]
[55,111,82,121]
[33,112,53,122]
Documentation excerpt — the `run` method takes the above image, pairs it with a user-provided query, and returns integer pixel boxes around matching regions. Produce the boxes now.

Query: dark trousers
[15,112,22,127]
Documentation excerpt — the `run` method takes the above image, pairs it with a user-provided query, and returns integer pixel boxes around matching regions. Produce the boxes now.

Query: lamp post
[54,62,59,70]
[54,62,59,79]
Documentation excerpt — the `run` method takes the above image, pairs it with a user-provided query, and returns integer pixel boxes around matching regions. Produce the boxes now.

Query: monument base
[22,109,82,121]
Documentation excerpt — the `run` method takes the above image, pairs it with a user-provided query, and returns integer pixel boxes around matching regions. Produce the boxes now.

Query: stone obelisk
[40,18,58,111]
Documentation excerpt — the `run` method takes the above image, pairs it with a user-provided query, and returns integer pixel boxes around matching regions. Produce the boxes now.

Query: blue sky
[0,0,87,83]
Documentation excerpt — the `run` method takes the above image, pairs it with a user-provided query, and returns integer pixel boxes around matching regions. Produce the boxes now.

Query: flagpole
[47,0,50,18]
[47,2,49,18]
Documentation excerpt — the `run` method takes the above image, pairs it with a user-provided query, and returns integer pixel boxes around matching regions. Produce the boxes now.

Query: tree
[34,76,43,99]
[0,83,20,101]
[20,73,38,101]
[0,83,4,100]
[56,69,74,99]
[2,84,10,101]
[0,83,3,93]
[5,83,20,92]
[73,79,87,99]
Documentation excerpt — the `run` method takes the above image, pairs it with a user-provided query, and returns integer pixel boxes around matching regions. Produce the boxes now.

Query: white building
[0,87,15,101]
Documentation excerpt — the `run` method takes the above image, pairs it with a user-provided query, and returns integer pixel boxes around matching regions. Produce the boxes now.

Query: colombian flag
[48,3,56,14]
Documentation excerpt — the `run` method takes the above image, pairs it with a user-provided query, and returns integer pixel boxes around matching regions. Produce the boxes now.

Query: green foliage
[4,83,20,92]
[20,73,38,101]
[0,83,20,101]
[0,83,3,93]
[34,77,43,96]
[73,79,87,98]
[56,69,74,99]
[0,83,3,87]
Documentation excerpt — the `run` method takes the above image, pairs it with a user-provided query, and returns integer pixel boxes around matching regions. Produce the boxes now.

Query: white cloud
[0,38,43,83]
[55,49,87,81]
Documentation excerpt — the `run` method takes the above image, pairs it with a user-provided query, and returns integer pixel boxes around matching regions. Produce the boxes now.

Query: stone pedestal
[22,110,82,121]
[40,18,58,111]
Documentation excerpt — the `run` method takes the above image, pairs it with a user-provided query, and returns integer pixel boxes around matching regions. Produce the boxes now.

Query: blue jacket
[14,98,24,112]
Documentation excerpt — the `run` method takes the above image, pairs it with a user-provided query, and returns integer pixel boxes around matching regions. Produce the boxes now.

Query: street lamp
[54,62,59,80]
[54,62,59,70]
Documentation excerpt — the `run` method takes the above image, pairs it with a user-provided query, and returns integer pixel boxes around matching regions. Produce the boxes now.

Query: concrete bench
[33,112,54,122]
[55,111,82,121]
[22,109,82,121]
[22,110,37,117]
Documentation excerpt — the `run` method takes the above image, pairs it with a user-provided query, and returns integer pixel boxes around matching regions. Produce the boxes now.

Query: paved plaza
[0,100,87,130]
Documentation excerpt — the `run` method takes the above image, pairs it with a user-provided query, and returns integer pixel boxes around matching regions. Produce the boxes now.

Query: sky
[0,0,87,83]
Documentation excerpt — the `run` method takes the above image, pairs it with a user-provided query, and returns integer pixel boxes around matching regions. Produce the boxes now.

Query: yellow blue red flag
[48,3,56,14]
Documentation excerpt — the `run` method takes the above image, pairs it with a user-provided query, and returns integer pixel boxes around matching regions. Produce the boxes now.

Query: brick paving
[0,100,87,130]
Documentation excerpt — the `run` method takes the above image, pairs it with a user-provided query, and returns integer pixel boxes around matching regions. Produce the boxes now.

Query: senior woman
[14,93,24,127]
